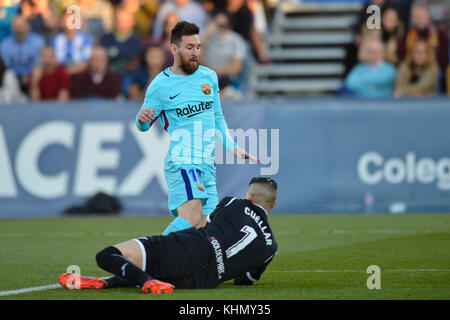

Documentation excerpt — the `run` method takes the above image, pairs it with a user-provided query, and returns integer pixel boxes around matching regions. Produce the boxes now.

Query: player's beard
[179,54,200,75]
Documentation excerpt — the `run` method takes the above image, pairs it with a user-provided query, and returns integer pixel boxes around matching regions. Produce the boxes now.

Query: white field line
[2,269,450,297]
[0,284,60,297]
[268,269,450,273]
[276,229,448,235]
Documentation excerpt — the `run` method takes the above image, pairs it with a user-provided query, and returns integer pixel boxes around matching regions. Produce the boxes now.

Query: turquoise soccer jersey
[136,65,237,168]
[135,65,237,216]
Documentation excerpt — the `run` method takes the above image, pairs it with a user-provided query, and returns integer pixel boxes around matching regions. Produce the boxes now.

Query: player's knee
[191,219,206,229]
[189,214,202,228]
[96,246,122,270]
[187,208,203,228]
[180,213,202,228]
[198,215,207,228]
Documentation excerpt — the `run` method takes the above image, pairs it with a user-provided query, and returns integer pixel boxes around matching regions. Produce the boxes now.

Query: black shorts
[133,232,213,289]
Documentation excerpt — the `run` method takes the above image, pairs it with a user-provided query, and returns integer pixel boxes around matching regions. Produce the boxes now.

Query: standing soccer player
[136,21,257,235]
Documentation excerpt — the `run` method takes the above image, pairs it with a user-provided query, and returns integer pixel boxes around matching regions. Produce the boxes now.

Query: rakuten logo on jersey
[176,101,213,118]
[357,151,450,190]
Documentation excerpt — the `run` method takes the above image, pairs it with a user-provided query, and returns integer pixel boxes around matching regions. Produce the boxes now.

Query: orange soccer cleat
[142,279,174,294]
[58,273,105,290]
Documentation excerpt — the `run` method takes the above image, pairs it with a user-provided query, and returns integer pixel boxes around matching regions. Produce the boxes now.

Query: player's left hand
[232,148,259,163]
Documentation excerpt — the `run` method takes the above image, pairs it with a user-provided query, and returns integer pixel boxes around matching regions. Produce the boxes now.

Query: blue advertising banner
[0,97,449,217]
[0,100,263,217]
[266,97,450,213]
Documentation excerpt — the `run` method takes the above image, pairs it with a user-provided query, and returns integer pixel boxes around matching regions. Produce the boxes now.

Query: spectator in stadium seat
[19,0,58,40]
[0,0,18,42]
[401,2,448,71]
[346,0,406,74]
[30,46,71,102]
[122,0,159,37]
[394,40,439,97]
[203,0,226,13]
[353,1,406,46]
[225,0,269,64]
[78,0,115,38]
[98,8,142,97]
[201,11,245,93]
[344,38,396,98]
[360,7,404,66]
[395,0,413,25]
[0,15,45,93]
[152,0,210,39]
[128,45,166,100]
[0,56,27,104]
[50,12,93,76]
[149,12,179,69]
[71,46,121,99]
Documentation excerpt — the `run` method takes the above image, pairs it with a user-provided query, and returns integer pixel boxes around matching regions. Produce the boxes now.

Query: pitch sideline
[0,284,60,297]
[1,269,450,297]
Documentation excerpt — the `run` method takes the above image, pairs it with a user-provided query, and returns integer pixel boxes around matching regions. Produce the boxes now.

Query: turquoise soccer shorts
[165,165,218,217]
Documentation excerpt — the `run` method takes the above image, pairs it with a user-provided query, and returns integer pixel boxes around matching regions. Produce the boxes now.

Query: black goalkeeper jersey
[170,196,278,288]
[204,196,278,288]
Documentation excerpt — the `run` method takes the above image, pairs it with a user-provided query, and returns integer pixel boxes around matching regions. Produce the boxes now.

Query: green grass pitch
[0,213,449,300]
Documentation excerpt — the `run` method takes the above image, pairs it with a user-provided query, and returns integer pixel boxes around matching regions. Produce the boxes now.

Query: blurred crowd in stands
[0,0,268,103]
[342,0,449,98]
[0,0,449,104]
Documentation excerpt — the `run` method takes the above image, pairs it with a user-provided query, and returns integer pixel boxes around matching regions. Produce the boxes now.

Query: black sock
[103,276,134,288]
[96,246,152,287]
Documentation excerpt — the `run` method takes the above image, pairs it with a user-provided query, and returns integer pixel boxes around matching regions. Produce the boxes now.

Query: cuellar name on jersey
[244,207,272,245]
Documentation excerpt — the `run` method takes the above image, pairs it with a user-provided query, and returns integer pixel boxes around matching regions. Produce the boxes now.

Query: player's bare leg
[113,240,174,293]
[177,198,204,228]
[113,240,143,270]
[199,214,207,228]
[59,240,173,294]
[60,240,142,288]
[162,198,204,235]
[97,241,173,293]
[58,240,144,291]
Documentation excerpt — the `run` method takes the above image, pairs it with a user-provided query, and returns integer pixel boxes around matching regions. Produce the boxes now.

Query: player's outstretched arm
[211,73,258,163]
[232,147,259,163]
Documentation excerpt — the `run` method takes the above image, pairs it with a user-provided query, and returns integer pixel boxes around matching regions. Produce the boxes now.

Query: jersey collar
[253,203,268,216]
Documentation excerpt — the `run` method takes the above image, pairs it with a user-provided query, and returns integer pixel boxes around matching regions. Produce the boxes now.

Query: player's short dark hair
[249,177,278,190]
[248,177,278,209]
[170,21,200,45]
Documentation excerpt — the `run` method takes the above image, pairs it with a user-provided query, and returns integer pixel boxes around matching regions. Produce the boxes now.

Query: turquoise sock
[162,217,192,236]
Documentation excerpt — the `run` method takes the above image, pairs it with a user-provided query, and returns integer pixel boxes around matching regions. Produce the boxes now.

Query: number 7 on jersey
[226,225,257,258]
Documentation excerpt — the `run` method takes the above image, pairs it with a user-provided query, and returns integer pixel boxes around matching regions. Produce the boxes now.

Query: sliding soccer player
[58,177,278,293]
[136,21,258,235]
